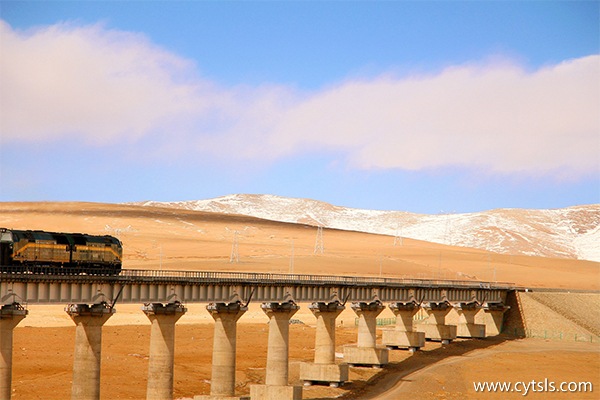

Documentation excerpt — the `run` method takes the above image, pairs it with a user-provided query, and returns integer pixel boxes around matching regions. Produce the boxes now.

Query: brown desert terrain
[2,201,599,399]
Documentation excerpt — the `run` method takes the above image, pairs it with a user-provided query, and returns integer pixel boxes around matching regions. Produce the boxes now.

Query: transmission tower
[393,224,403,246]
[230,231,240,263]
[393,235,403,246]
[394,222,404,247]
[314,226,324,255]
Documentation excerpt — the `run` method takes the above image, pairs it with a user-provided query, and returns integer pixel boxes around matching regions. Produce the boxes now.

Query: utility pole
[289,239,295,273]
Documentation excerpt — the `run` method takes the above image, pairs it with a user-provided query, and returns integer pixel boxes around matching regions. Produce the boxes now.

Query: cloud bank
[2,21,598,178]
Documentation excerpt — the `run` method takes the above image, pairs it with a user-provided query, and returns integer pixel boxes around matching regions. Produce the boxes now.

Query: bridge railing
[1,266,514,290]
[118,269,513,289]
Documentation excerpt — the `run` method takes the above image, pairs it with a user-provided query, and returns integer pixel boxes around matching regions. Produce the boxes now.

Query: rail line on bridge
[1,268,514,305]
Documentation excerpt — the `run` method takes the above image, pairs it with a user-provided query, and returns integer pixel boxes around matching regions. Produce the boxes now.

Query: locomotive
[0,228,122,275]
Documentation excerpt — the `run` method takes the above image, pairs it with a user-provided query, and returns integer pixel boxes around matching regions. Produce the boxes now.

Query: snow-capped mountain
[133,194,600,262]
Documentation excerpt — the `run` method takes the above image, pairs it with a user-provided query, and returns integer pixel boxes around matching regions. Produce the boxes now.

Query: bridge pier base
[300,301,348,387]
[1,303,28,400]
[343,301,389,367]
[382,302,425,352]
[454,302,485,338]
[250,301,302,400]
[143,302,187,400]
[66,302,115,400]
[480,303,510,336]
[416,302,457,344]
[195,302,248,400]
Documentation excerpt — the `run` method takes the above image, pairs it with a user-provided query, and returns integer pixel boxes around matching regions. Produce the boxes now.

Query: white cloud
[0,20,221,144]
[2,20,598,178]
[263,57,600,177]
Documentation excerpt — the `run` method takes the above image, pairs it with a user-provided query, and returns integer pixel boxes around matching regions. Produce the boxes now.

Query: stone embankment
[505,291,599,340]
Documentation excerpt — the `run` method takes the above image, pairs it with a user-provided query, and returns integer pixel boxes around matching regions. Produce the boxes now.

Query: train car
[0,228,122,275]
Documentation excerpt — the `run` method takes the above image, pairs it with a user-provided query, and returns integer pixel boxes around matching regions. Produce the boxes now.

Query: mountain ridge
[131,194,600,262]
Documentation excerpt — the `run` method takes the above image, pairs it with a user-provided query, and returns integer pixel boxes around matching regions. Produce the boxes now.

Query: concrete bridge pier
[299,301,348,387]
[343,301,389,368]
[416,301,457,344]
[480,302,510,336]
[143,301,187,400]
[65,302,115,400]
[454,302,485,338]
[382,301,425,352]
[250,301,302,400]
[1,303,28,400]
[195,302,248,400]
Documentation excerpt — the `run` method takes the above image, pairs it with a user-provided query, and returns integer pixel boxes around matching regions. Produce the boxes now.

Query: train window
[54,234,70,245]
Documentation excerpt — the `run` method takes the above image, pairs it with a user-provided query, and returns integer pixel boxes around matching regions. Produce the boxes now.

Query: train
[0,228,123,275]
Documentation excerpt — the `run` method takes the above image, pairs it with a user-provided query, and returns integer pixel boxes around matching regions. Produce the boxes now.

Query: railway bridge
[1,269,514,400]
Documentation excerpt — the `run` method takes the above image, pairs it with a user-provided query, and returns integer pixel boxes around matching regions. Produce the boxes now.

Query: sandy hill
[1,201,598,290]
[135,194,600,261]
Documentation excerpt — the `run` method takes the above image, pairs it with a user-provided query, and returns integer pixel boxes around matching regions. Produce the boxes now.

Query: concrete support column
[415,301,457,344]
[0,303,27,400]
[263,301,299,386]
[382,302,425,352]
[299,302,348,387]
[312,302,342,364]
[355,301,381,348]
[250,301,302,400]
[343,301,389,367]
[454,302,485,338]
[480,303,510,336]
[65,302,115,400]
[143,301,187,400]
[195,302,247,400]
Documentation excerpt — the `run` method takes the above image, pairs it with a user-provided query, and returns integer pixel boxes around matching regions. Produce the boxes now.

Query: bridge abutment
[382,301,425,352]
[196,302,248,400]
[250,301,302,400]
[300,301,348,387]
[416,301,457,344]
[65,302,115,400]
[143,302,187,400]
[343,301,389,367]
[0,303,27,400]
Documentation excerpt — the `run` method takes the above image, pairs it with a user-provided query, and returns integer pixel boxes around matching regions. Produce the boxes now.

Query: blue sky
[1,1,599,213]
